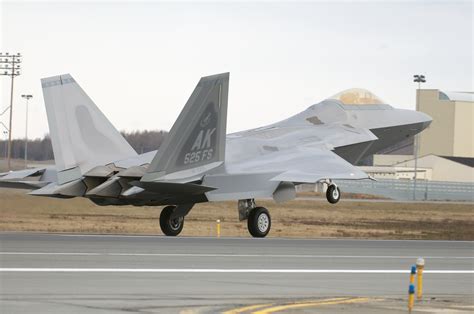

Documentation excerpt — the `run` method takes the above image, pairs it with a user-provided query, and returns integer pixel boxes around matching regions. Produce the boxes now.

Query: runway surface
[0,232,473,313]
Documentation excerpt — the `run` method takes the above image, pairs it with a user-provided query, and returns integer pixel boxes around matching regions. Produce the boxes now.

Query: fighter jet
[0,73,431,237]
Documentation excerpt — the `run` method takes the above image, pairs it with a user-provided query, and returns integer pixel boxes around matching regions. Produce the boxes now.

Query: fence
[334,179,474,202]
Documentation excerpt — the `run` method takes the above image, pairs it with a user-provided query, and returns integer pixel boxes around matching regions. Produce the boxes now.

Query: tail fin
[41,74,137,183]
[142,73,229,183]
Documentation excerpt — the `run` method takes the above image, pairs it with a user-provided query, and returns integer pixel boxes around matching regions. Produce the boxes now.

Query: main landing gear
[159,204,194,236]
[160,184,340,238]
[239,199,271,238]
[248,207,271,238]
[160,205,184,236]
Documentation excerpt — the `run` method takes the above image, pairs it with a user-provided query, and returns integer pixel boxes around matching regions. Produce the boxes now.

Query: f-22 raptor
[0,73,431,237]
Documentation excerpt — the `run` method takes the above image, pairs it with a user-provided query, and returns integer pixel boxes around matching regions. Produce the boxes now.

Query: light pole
[413,74,426,200]
[21,94,33,168]
[0,52,22,171]
[1,123,8,160]
[3,131,7,160]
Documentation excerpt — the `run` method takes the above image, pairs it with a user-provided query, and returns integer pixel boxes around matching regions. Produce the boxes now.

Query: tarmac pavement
[0,232,472,313]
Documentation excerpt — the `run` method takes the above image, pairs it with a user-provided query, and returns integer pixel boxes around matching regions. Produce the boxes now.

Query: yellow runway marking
[252,297,371,314]
[222,303,274,314]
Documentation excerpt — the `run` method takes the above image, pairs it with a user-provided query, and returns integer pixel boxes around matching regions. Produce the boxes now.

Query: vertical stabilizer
[41,74,137,184]
[142,73,229,183]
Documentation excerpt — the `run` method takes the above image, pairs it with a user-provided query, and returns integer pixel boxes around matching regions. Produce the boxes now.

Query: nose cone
[416,111,432,131]
[385,109,433,137]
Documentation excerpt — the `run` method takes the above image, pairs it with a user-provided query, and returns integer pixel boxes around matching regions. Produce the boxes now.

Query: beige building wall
[373,154,413,166]
[418,90,473,158]
[453,101,474,157]
[418,90,455,156]
[359,165,432,180]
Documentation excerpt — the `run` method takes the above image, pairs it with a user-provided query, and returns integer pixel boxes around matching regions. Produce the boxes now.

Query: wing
[230,146,369,184]
[203,146,368,202]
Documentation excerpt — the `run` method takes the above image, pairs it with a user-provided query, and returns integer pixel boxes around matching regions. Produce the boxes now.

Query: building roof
[439,156,474,168]
[439,91,474,102]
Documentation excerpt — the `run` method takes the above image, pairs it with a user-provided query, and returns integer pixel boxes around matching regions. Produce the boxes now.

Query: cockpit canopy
[328,88,386,105]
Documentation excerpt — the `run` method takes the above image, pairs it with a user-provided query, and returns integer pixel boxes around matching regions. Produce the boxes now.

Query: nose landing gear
[326,183,341,204]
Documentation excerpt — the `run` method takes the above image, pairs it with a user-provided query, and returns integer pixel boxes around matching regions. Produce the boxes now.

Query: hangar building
[417,89,473,158]
[371,89,473,182]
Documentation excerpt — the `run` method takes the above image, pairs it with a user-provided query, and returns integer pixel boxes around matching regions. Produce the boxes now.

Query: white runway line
[1,252,473,259]
[42,233,474,243]
[0,268,473,273]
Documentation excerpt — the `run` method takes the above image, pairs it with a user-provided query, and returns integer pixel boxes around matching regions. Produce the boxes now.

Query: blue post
[408,284,415,312]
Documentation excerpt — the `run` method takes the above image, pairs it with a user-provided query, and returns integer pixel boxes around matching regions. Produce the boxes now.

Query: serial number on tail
[184,149,214,165]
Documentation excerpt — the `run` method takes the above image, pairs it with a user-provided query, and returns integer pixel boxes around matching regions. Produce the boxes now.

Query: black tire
[247,207,271,238]
[326,185,341,204]
[159,205,184,236]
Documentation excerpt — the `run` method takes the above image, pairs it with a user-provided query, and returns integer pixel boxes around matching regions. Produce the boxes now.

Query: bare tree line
[0,130,168,161]
[0,129,410,164]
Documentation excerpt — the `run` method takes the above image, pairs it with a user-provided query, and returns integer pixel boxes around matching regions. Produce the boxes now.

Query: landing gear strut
[238,199,271,238]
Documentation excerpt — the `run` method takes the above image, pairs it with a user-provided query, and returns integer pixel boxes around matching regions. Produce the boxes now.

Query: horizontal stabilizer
[0,167,49,190]
[0,180,49,189]
[28,179,86,197]
[0,168,45,180]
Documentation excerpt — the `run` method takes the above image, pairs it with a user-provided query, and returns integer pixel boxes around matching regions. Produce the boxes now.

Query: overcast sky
[1,0,472,140]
